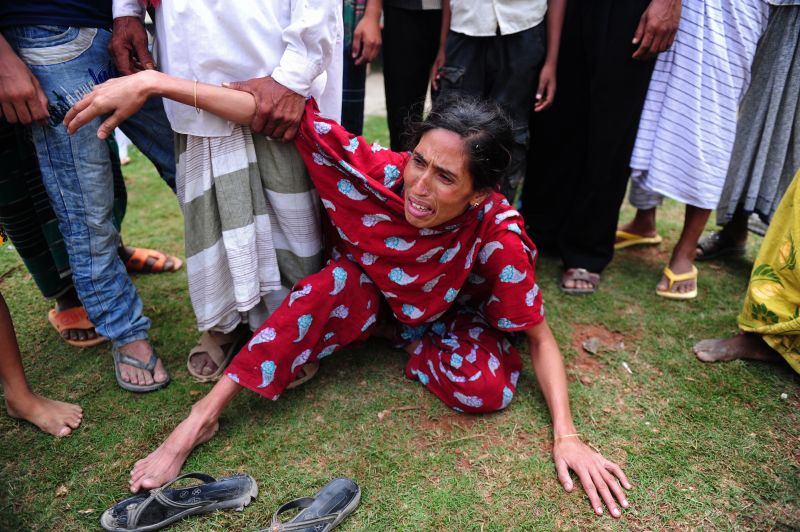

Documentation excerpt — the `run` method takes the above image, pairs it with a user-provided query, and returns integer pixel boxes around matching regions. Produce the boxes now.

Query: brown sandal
[187,329,249,383]
[47,307,108,348]
[122,246,183,274]
[560,268,600,295]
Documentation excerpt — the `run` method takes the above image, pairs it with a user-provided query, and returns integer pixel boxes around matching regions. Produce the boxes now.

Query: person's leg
[114,129,131,165]
[340,2,367,135]
[404,313,522,413]
[616,181,662,240]
[657,205,710,295]
[382,6,442,151]
[557,0,656,282]
[131,257,380,491]
[696,205,750,260]
[129,375,240,492]
[0,121,103,344]
[0,292,83,437]
[693,333,782,363]
[522,0,589,252]
[4,26,167,386]
[487,24,546,203]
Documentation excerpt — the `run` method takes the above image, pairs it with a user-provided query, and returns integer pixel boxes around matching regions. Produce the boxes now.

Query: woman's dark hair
[405,95,514,191]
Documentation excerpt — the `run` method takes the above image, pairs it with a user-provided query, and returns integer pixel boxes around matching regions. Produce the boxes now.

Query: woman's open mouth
[406,196,434,217]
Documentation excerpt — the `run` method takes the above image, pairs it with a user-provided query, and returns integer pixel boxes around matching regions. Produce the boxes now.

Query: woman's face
[403,129,488,228]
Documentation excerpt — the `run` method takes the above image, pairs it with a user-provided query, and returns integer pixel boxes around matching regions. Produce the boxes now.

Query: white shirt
[114,0,343,137]
[449,0,547,37]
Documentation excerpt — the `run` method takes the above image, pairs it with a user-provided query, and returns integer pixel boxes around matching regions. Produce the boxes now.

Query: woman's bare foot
[117,340,169,386]
[6,393,83,437]
[693,333,781,363]
[128,402,219,492]
[129,377,241,492]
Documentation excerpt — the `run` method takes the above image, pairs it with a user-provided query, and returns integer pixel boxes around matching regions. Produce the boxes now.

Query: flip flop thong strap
[663,266,698,288]
[127,472,217,526]
[272,497,338,531]
[115,350,159,372]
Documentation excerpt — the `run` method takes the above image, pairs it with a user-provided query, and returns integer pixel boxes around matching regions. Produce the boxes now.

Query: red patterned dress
[225,101,545,413]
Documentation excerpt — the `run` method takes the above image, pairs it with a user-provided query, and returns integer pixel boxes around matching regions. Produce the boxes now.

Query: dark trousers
[438,24,546,202]
[382,6,442,151]
[522,0,656,273]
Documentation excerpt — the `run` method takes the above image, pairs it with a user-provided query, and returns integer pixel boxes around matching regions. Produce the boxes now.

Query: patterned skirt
[176,127,324,332]
[737,169,800,375]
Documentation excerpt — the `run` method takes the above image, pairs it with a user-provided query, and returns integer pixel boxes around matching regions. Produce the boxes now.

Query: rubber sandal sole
[614,230,663,250]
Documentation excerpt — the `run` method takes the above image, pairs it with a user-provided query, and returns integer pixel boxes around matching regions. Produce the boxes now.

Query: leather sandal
[187,328,249,383]
[560,268,600,295]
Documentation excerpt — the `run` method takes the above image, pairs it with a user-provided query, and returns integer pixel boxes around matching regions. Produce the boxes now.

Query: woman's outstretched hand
[553,436,632,518]
[64,70,155,139]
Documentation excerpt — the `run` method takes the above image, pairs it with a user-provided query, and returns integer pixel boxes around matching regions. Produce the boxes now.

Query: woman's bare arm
[525,319,632,518]
[64,70,256,139]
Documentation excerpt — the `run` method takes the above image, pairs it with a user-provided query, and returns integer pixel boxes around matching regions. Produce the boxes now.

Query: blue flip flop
[266,478,361,532]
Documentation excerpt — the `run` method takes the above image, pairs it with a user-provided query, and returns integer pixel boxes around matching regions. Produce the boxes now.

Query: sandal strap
[563,268,600,286]
[271,497,338,531]
[662,265,698,288]
[115,350,158,372]
[127,472,217,527]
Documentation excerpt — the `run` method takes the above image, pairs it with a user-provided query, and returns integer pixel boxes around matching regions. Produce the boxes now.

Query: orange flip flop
[123,246,183,274]
[47,307,108,348]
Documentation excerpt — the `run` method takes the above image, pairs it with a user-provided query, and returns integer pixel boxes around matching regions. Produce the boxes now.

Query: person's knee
[449,372,510,414]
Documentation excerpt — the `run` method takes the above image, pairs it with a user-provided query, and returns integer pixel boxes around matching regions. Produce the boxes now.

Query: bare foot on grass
[128,404,219,492]
[6,394,83,437]
[693,333,781,363]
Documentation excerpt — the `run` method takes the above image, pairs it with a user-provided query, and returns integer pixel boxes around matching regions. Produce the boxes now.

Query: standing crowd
[1,0,798,521]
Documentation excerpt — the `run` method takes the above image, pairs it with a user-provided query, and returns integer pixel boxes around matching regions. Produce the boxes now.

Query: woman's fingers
[605,460,632,490]
[575,468,604,515]
[555,458,574,491]
[590,468,621,518]
[599,467,629,510]
[97,111,123,140]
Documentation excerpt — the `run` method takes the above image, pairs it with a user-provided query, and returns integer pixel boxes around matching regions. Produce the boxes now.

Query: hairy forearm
[526,321,576,437]
[142,70,256,125]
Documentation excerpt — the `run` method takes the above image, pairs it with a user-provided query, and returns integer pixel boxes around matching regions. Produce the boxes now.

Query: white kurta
[113,0,343,136]
[629,0,767,209]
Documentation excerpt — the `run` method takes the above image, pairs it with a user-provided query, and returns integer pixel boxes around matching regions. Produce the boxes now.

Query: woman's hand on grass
[553,437,631,518]
[64,71,156,139]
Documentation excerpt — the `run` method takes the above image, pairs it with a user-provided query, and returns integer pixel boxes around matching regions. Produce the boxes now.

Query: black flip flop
[696,231,746,262]
[100,472,257,531]
[265,478,361,532]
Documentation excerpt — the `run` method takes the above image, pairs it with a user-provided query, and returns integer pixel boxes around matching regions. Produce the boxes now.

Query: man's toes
[58,426,72,438]
[164,259,174,271]
[86,329,97,340]
[154,360,169,383]
[137,367,154,386]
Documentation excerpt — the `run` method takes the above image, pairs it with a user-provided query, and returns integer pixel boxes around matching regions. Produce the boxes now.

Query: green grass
[0,115,798,530]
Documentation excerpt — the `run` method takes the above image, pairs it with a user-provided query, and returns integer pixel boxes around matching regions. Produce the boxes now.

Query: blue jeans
[3,26,175,345]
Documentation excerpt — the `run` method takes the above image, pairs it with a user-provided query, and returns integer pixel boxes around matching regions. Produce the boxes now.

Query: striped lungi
[176,127,324,333]
[629,0,767,210]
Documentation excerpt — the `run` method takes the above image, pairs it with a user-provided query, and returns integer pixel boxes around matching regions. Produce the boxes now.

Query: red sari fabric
[225,100,544,413]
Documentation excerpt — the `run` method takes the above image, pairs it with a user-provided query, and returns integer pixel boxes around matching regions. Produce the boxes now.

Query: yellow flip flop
[656,265,698,300]
[615,229,663,250]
